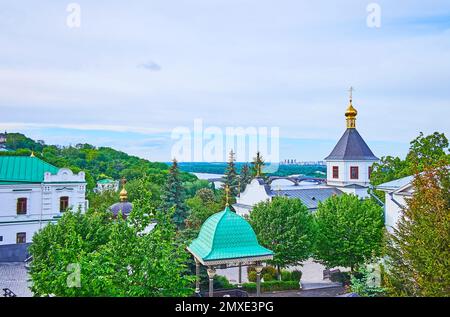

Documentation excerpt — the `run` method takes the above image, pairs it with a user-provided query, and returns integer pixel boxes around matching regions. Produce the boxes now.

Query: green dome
[188,207,273,263]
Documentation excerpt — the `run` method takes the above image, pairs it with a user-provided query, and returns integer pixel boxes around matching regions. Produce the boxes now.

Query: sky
[0,0,449,162]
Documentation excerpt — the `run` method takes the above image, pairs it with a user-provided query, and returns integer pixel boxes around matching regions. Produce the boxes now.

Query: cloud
[137,61,162,72]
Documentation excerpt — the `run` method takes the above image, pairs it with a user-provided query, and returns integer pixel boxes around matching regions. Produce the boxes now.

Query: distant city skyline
[1,1,449,161]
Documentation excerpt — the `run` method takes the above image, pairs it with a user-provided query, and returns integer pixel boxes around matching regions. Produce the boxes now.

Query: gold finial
[345,87,358,129]
[30,151,35,157]
[225,185,230,207]
[119,177,128,202]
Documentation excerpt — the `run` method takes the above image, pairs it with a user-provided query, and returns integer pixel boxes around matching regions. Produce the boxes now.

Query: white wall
[0,168,87,246]
[236,179,271,207]
[326,160,376,187]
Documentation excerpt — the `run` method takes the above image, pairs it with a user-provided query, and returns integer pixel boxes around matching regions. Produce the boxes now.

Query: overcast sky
[1,1,449,162]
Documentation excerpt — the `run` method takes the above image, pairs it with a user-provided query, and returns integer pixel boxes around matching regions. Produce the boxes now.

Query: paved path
[0,262,33,297]
[258,286,346,297]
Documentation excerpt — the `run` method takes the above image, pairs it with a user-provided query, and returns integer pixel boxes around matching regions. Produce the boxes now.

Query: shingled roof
[325,128,379,161]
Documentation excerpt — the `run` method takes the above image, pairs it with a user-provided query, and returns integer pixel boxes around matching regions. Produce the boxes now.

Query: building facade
[0,155,87,261]
[234,92,379,216]
[376,175,415,232]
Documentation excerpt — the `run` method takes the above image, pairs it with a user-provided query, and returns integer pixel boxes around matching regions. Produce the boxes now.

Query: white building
[234,93,379,216]
[0,155,87,261]
[376,175,415,232]
[95,179,119,193]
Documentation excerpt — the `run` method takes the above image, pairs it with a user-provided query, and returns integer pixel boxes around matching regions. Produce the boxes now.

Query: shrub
[281,270,292,281]
[330,271,352,286]
[290,270,302,282]
[214,275,232,289]
[262,266,277,279]
[263,273,275,282]
[247,271,257,283]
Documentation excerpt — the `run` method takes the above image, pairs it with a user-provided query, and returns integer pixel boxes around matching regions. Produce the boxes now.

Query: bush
[247,271,257,283]
[281,271,292,281]
[214,275,232,289]
[262,266,277,279]
[262,273,275,282]
[330,271,352,286]
[242,280,299,293]
[290,270,302,282]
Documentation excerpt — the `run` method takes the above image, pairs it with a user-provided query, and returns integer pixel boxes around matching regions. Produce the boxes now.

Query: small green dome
[188,207,273,263]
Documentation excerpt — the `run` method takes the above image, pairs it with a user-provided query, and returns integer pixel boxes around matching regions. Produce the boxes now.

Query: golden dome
[345,103,358,118]
[119,187,128,202]
[345,101,357,129]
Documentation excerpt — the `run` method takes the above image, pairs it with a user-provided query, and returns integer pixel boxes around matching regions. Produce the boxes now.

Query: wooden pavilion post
[195,258,201,295]
[255,262,263,297]
[238,263,242,288]
[207,267,216,297]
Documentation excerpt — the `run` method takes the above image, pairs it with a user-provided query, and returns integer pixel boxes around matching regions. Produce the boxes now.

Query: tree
[29,206,194,296]
[314,194,384,272]
[249,197,316,279]
[222,150,239,197]
[371,132,450,191]
[350,266,385,297]
[251,151,265,178]
[161,159,188,230]
[185,188,222,231]
[239,163,252,193]
[383,166,450,297]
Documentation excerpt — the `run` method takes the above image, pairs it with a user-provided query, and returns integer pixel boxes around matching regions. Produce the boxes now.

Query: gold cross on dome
[349,86,354,101]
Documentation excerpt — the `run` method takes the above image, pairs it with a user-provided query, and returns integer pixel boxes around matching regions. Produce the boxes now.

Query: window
[368,166,372,179]
[350,166,359,180]
[60,196,69,212]
[0,236,3,242]
[17,198,27,215]
[332,166,339,179]
[16,232,26,244]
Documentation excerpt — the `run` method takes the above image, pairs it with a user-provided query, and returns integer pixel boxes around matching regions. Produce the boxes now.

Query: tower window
[17,198,27,215]
[350,166,359,180]
[60,196,69,212]
[16,232,26,244]
[332,166,339,179]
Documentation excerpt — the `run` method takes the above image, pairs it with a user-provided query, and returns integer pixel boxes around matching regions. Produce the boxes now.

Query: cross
[121,177,127,187]
[349,86,354,101]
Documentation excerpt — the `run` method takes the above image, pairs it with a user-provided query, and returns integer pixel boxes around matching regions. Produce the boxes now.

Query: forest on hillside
[1,133,196,190]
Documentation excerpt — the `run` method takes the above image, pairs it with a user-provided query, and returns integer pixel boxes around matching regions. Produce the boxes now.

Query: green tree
[185,188,221,231]
[251,151,265,178]
[239,163,252,193]
[161,159,188,229]
[314,194,384,272]
[350,266,385,297]
[383,166,450,297]
[222,150,239,197]
[371,132,450,196]
[406,132,450,170]
[29,206,193,296]
[249,197,316,279]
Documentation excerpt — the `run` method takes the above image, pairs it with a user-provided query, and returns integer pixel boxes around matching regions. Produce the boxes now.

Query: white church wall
[237,179,271,207]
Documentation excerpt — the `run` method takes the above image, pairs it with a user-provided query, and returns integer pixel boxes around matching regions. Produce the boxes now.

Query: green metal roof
[0,156,59,183]
[188,207,273,262]
[97,179,116,184]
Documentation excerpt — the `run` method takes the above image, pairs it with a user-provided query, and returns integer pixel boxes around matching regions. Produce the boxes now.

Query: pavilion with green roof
[187,201,273,297]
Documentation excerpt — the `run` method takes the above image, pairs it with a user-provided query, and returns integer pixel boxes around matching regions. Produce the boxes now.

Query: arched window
[60,196,69,212]
[17,198,27,215]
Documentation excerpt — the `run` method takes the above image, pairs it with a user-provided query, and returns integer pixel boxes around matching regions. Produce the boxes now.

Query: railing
[2,288,17,297]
